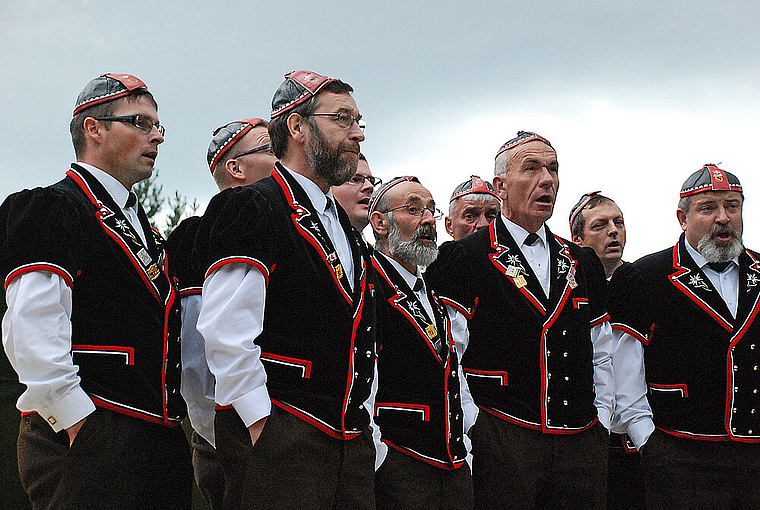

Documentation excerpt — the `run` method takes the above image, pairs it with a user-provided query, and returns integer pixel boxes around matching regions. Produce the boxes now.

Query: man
[569,192,643,510]
[569,192,626,279]
[194,70,376,508]
[333,153,381,232]
[367,176,476,509]
[426,131,614,509]
[167,117,276,509]
[445,175,500,241]
[0,74,191,509]
[609,164,760,508]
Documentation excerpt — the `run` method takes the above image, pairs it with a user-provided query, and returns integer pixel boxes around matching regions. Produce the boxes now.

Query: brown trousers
[17,407,192,510]
[470,411,608,510]
[214,405,376,509]
[375,446,474,510]
[192,431,225,509]
[642,428,760,509]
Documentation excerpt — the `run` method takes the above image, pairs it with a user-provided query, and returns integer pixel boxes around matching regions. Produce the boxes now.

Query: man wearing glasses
[445,175,501,241]
[167,117,277,509]
[0,74,191,508]
[366,176,476,508]
[194,70,376,508]
[333,153,381,232]
[427,131,614,509]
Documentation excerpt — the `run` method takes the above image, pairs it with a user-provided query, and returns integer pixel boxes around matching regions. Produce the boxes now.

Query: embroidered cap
[449,175,499,203]
[568,191,604,230]
[495,131,552,159]
[207,118,266,173]
[271,70,335,119]
[73,74,150,115]
[679,164,742,198]
[368,176,420,215]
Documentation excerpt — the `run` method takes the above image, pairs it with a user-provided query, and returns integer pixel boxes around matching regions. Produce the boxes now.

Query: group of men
[1,69,758,510]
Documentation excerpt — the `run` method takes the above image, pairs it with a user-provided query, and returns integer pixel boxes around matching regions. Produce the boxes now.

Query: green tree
[133,169,198,236]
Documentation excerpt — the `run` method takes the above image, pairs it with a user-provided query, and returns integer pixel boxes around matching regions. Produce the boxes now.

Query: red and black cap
[569,191,604,229]
[73,74,150,115]
[495,131,552,159]
[207,118,266,174]
[449,175,499,203]
[270,70,335,119]
[368,176,420,216]
[680,164,742,198]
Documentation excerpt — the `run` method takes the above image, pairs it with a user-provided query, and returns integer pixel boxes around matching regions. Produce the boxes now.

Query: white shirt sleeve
[363,360,387,470]
[590,320,615,430]
[196,263,271,428]
[609,329,655,449]
[2,271,95,432]
[180,294,218,447]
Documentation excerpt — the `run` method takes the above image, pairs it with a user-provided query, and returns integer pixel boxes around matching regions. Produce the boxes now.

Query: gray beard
[696,224,743,263]
[386,214,438,268]
[306,123,357,187]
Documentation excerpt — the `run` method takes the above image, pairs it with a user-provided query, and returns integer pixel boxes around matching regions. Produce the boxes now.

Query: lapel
[668,235,734,332]
[66,164,172,303]
[372,253,449,364]
[488,218,548,315]
[547,231,578,312]
[731,250,760,337]
[335,199,366,295]
[271,164,357,306]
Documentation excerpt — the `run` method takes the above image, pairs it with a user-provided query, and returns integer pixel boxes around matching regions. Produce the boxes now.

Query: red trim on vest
[4,263,74,291]
[611,323,649,345]
[438,296,478,320]
[590,313,611,328]
[573,297,588,308]
[382,439,466,470]
[271,399,364,441]
[649,382,689,398]
[261,352,313,378]
[669,244,733,332]
[88,395,180,427]
[462,368,508,386]
[71,344,135,365]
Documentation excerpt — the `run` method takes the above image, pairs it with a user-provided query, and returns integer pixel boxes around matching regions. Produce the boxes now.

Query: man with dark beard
[367,176,477,509]
[193,70,376,508]
[609,164,760,508]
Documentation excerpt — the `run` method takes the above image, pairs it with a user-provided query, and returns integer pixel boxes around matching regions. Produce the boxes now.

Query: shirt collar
[76,162,132,209]
[377,251,421,290]
[683,238,739,270]
[280,164,335,214]
[501,214,547,247]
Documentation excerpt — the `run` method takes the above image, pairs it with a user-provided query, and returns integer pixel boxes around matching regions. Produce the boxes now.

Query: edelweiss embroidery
[115,219,140,245]
[506,254,527,274]
[689,274,711,291]
[748,273,759,291]
[557,259,569,274]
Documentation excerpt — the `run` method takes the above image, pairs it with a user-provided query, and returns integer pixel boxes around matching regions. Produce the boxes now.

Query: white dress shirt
[196,165,356,428]
[683,240,739,318]
[2,163,146,431]
[501,215,551,297]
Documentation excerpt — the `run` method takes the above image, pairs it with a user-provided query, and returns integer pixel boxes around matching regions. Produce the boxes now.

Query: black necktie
[413,278,424,292]
[125,191,137,208]
[525,233,540,246]
[707,261,731,273]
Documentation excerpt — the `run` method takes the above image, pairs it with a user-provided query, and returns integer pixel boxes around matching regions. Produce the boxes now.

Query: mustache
[413,224,437,242]
[709,223,740,238]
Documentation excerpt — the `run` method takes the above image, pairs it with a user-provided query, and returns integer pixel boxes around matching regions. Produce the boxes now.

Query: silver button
[565,376,570,381]
[452,371,457,378]
[755,389,758,394]
[752,409,756,414]
[366,378,371,384]
[354,347,358,353]
[562,330,567,336]
[547,396,551,402]
[176,363,181,369]
[456,437,461,442]
[547,419,552,425]
[753,344,757,350]
[755,366,759,371]
[456,414,460,420]
[733,427,737,432]
[563,352,568,357]
[563,400,568,406]
[366,326,372,332]
[171,389,177,394]
[359,404,364,410]
[733,408,737,414]
[548,373,552,379]
[734,365,739,371]
[547,350,551,357]
[366,351,372,358]
[735,387,739,392]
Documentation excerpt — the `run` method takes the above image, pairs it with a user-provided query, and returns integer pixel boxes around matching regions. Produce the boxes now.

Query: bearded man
[609,164,760,508]
[367,176,477,509]
[193,70,376,509]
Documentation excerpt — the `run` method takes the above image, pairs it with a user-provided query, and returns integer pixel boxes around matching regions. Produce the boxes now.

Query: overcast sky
[2,1,759,260]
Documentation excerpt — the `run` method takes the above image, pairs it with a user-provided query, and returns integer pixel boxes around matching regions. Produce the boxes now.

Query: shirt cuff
[596,406,612,430]
[232,385,272,428]
[628,417,656,450]
[36,386,96,432]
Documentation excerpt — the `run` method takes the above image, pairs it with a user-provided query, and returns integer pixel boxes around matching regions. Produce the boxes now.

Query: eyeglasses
[231,144,273,159]
[305,112,366,132]
[383,203,443,220]
[347,174,382,187]
[93,114,165,136]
